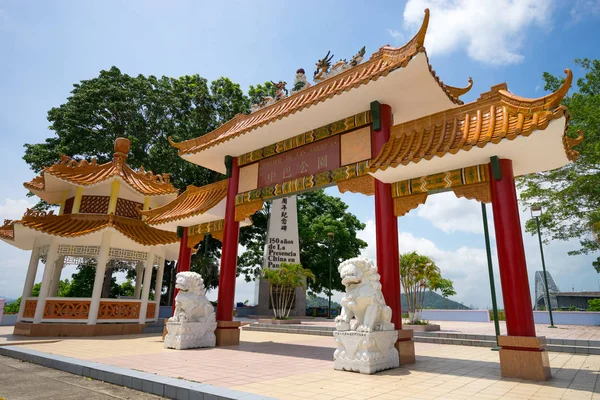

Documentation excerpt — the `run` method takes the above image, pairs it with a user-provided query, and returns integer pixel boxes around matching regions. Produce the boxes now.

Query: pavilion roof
[168,9,471,158]
[140,179,229,226]
[24,138,179,202]
[0,211,178,247]
[369,70,582,174]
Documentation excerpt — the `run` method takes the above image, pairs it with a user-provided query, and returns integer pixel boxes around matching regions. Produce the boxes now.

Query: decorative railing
[43,299,90,319]
[20,298,158,322]
[146,302,156,319]
[22,299,37,318]
[98,301,141,319]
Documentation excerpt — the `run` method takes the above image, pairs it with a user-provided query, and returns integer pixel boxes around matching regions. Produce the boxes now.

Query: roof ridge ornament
[444,77,474,99]
[498,69,572,115]
[23,208,55,219]
[370,8,429,62]
[313,46,366,83]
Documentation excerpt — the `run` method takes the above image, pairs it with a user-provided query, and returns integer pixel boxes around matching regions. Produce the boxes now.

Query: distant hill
[1,298,18,304]
[402,291,470,310]
[307,295,341,309]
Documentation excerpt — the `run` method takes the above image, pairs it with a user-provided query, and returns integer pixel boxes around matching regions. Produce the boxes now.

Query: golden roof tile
[369,70,578,172]
[1,212,178,246]
[168,9,469,157]
[140,179,229,226]
[24,138,178,197]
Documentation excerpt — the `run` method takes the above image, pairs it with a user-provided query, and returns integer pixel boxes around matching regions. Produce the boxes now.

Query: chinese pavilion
[161,9,580,380]
[1,138,181,336]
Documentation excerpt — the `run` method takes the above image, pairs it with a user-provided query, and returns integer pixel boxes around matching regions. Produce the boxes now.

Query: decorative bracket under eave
[452,183,491,204]
[394,193,428,217]
[235,200,264,222]
[337,175,375,196]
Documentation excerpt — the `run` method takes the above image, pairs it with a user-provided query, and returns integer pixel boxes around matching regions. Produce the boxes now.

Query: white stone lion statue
[169,271,215,323]
[335,258,394,332]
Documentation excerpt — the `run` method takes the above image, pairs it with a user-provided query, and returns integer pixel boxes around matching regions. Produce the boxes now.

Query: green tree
[399,252,442,323]
[238,190,367,294]
[24,67,249,192]
[434,277,456,309]
[247,81,276,107]
[518,59,600,271]
[588,298,600,311]
[262,262,315,319]
[22,67,249,293]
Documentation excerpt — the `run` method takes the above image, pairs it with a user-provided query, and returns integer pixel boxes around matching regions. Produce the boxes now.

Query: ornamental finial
[113,137,130,160]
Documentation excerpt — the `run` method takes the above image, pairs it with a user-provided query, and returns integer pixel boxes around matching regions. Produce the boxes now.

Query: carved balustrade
[98,300,141,319]
[43,299,90,319]
[20,298,158,322]
[22,299,37,318]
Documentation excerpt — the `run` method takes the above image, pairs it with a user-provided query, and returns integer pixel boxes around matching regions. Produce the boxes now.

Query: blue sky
[1,0,599,308]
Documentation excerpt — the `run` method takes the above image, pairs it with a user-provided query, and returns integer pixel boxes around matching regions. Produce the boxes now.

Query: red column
[489,159,536,337]
[372,103,402,330]
[216,157,240,321]
[172,227,192,313]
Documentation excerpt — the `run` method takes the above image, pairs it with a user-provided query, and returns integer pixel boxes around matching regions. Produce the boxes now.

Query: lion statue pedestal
[333,257,399,374]
[164,271,217,350]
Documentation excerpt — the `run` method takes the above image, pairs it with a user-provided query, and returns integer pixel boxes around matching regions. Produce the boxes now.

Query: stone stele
[164,271,217,350]
[333,257,399,374]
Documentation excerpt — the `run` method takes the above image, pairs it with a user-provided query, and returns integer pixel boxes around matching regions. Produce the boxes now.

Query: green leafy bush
[489,310,506,321]
[3,299,20,314]
[588,298,600,311]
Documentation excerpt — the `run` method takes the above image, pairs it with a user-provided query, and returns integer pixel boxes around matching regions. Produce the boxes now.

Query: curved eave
[25,160,178,201]
[24,171,178,206]
[370,70,578,182]
[140,180,229,230]
[0,214,179,251]
[169,9,470,173]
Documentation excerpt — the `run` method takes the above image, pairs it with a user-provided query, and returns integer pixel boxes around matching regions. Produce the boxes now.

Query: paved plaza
[1,325,599,399]
[297,319,600,341]
[0,354,162,400]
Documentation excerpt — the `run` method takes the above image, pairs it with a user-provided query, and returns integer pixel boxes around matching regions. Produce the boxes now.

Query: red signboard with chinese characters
[258,136,340,188]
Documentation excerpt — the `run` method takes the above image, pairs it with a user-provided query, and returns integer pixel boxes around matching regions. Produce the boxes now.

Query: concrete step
[242,323,600,354]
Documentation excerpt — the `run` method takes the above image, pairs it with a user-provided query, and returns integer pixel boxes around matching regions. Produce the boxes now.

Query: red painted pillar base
[489,159,550,381]
[216,157,241,345]
[372,103,414,364]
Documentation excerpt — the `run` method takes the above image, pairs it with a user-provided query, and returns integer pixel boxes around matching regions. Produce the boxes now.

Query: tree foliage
[399,252,455,322]
[22,67,248,291]
[238,190,367,294]
[24,66,249,191]
[518,59,600,271]
[262,262,315,319]
[247,81,276,107]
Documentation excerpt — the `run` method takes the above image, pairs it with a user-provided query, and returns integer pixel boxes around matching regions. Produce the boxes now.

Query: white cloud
[387,28,404,43]
[402,0,553,65]
[357,217,498,308]
[416,192,488,234]
[569,0,600,22]
[0,198,35,221]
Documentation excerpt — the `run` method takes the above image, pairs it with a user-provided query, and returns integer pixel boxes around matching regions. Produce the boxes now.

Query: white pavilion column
[49,256,65,297]
[16,245,41,322]
[33,240,58,323]
[138,250,155,324]
[153,258,165,322]
[134,262,143,299]
[88,231,112,325]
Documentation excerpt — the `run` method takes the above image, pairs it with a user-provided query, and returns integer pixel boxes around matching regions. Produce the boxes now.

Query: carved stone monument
[254,196,306,317]
[333,258,399,374]
[164,271,217,350]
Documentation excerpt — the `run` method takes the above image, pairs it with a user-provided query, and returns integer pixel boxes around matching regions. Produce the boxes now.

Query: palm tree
[262,263,315,319]
[399,252,441,323]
